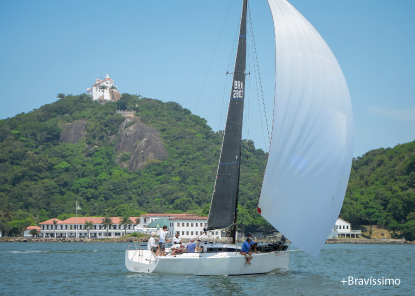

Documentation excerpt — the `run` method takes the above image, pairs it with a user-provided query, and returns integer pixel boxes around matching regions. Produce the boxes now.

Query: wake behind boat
[125,0,352,275]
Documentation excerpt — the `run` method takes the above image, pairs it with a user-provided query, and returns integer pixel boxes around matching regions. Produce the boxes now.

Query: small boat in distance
[125,0,353,275]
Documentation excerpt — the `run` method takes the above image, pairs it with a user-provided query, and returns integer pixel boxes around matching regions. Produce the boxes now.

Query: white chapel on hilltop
[87,74,121,101]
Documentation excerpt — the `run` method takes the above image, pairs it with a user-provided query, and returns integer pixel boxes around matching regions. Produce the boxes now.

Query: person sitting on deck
[172,232,182,249]
[171,232,184,255]
[147,232,158,257]
[241,236,253,266]
[247,232,258,253]
[186,238,198,252]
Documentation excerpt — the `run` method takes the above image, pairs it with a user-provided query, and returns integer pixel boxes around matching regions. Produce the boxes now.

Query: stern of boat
[125,250,158,273]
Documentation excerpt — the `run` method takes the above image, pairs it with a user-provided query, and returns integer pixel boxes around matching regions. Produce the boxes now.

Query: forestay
[258,0,353,258]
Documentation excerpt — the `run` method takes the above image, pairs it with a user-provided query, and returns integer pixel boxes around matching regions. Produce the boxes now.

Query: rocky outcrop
[115,116,168,170]
[58,115,167,171]
[109,89,121,101]
[60,119,86,144]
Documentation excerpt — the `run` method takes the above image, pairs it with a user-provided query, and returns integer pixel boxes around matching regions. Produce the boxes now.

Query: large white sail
[258,0,353,258]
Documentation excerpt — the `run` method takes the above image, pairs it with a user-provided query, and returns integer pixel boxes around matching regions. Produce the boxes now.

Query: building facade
[37,214,224,240]
[138,213,198,227]
[329,218,361,238]
[168,216,223,240]
[24,226,41,237]
[87,74,117,101]
[39,217,139,238]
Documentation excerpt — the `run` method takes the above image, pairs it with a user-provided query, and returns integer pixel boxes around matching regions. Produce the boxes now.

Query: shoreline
[325,238,414,244]
[1,237,414,244]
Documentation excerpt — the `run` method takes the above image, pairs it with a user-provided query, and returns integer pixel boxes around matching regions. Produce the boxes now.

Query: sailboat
[125,0,353,275]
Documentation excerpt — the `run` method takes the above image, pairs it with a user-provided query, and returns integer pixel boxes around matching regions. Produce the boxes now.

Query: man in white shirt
[172,232,182,248]
[147,232,158,257]
[158,225,169,256]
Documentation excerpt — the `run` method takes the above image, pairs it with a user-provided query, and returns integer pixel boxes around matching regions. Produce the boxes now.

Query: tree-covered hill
[1,93,414,240]
[341,141,415,240]
[0,94,268,235]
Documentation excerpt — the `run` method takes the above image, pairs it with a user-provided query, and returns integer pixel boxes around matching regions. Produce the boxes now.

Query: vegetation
[102,217,113,238]
[119,216,132,236]
[341,141,415,240]
[84,220,93,238]
[0,93,414,240]
[29,229,39,237]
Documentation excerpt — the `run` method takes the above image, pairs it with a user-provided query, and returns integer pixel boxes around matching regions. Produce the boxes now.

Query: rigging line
[247,5,267,149]
[219,20,241,131]
[193,0,235,114]
[248,4,271,146]
[245,18,250,144]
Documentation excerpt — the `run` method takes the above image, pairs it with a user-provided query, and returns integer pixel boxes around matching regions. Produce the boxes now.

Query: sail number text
[233,81,244,99]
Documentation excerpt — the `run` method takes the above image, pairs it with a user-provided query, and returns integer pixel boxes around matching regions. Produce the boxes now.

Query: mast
[207,0,247,245]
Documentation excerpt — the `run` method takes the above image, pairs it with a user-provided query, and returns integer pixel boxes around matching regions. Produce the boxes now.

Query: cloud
[367,107,415,122]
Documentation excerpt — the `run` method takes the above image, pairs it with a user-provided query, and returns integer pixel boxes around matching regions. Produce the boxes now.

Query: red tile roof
[140,213,198,217]
[168,216,208,220]
[26,226,41,230]
[39,219,62,225]
[58,217,140,225]
[39,215,205,224]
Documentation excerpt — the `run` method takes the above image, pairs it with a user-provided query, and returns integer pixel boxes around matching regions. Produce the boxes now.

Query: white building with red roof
[139,213,198,227]
[168,216,222,240]
[87,74,117,101]
[37,214,222,240]
[24,226,41,237]
[39,217,139,239]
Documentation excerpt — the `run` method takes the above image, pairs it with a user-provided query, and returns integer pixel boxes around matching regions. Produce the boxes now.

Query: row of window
[41,224,133,230]
[43,232,123,237]
[169,222,207,228]
[177,231,219,236]
[336,225,349,229]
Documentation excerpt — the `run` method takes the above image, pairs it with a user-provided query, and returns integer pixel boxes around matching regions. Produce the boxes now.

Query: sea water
[0,242,414,295]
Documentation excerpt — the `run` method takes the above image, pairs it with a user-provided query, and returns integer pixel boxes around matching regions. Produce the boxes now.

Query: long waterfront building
[38,214,223,240]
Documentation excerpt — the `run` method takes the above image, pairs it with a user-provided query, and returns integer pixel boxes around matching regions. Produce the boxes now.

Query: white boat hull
[125,249,290,275]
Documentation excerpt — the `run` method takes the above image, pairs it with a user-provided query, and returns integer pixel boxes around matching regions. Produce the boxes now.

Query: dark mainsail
[207,0,247,236]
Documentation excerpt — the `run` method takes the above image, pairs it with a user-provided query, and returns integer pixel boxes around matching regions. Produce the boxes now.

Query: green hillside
[0,94,268,235]
[341,141,415,240]
[1,93,414,240]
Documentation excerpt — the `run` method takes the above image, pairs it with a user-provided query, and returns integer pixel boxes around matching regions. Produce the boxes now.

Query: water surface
[0,242,413,295]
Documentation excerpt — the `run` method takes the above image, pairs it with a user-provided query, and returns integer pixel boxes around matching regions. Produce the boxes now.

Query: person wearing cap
[173,232,182,248]
[186,238,198,252]
[171,232,183,255]
[241,236,253,265]
[247,232,258,253]
[147,232,158,257]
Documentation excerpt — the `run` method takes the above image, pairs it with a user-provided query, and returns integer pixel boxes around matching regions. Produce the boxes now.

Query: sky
[0,0,414,157]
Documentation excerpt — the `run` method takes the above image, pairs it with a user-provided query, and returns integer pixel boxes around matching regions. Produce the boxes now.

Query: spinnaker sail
[258,0,354,258]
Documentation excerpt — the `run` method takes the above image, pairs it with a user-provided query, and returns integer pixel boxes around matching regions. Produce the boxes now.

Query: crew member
[147,232,158,257]
[241,236,253,265]
[158,225,169,256]
[247,232,258,252]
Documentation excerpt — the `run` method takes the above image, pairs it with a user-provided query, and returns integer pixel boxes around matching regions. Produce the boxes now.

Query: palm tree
[84,221,93,238]
[53,220,58,239]
[119,217,132,236]
[102,217,113,238]
[57,93,65,99]
[134,217,140,227]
